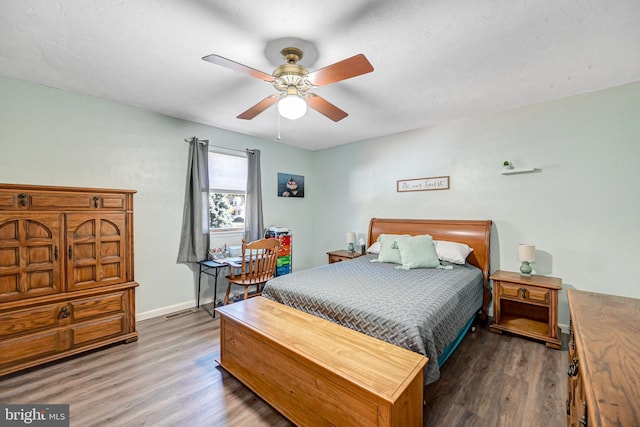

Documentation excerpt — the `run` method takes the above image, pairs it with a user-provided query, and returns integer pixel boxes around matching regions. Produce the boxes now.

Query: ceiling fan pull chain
[277,109,281,140]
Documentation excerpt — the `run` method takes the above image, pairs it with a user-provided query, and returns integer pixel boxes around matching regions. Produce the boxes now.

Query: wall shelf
[501,168,541,175]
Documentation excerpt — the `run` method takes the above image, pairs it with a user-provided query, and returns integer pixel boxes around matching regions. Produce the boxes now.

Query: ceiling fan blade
[306,54,374,87]
[202,54,276,82]
[237,95,280,120]
[306,94,348,122]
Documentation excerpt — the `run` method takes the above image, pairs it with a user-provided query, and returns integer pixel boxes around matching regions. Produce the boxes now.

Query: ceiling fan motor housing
[273,47,309,92]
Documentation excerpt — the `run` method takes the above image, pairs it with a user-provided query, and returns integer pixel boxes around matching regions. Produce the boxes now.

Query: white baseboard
[559,322,569,335]
[137,297,215,321]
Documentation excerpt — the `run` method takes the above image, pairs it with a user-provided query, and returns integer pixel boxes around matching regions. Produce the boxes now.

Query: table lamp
[518,244,535,276]
[347,232,356,253]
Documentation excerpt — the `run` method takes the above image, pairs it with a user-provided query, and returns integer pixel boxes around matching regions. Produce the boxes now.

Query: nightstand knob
[521,287,526,298]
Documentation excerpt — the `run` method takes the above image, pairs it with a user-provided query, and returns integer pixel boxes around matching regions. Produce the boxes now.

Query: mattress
[262,254,483,384]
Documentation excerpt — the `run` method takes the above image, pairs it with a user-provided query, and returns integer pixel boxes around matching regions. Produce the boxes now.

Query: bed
[262,218,492,384]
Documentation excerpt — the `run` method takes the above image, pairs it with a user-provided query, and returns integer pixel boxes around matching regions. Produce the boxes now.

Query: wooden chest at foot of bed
[216,297,428,427]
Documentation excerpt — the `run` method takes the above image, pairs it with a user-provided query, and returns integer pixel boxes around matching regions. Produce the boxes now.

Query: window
[208,151,247,233]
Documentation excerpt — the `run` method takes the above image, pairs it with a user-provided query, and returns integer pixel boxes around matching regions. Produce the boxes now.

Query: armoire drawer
[0,303,66,339]
[0,189,126,211]
[0,329,69,367]
[71,292,125,321]
[71,315,126,346]
[0,291,125,340]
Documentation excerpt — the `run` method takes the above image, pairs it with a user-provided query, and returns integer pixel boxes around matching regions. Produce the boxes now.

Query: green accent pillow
[370,234,410,264]
[395,234,440,270]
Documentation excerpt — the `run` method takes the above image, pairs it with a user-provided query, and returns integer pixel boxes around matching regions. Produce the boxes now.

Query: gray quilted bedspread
[262,254,483,384]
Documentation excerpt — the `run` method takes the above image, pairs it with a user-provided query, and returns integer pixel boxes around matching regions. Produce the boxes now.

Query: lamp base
[347,242,355,254]
[520,261,532,276]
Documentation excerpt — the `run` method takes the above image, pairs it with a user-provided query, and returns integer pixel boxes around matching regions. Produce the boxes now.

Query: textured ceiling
[1,0,639,150]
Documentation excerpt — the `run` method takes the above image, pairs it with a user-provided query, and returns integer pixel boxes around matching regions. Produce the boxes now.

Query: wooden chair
[223,238,281,305]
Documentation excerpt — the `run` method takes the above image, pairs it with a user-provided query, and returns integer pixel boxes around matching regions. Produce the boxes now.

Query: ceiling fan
[202,47,374,122]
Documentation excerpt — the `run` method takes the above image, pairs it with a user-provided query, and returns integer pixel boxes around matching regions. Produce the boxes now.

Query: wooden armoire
[0,183,138,376]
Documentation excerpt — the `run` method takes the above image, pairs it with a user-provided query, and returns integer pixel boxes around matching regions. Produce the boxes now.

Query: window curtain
[177,137,210,263]
[244,149,264,242]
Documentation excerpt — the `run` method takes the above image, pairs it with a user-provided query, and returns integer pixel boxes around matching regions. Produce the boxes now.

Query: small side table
[489,270,562,349]
[197,260,226,318]
[327,250,364,264]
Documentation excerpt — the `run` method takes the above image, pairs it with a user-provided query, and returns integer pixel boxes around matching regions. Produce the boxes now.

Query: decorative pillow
[370,234,410,264]
[395,235,440,270]
[433,240,473,265]
[366,241,380,254]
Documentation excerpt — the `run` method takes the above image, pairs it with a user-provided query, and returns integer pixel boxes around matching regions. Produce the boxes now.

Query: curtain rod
[184,137,254,154]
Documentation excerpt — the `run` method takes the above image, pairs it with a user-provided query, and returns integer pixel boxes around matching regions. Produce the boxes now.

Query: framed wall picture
[278,173,305,198]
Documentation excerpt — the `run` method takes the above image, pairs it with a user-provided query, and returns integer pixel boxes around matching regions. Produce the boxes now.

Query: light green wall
[2,76,639,327]
[0,77,314,317]
[312,81,640,327]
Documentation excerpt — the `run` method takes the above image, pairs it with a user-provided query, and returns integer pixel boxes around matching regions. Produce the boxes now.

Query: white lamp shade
[346,232,356,244]
[518,244,536,262]
[278,95,307,120]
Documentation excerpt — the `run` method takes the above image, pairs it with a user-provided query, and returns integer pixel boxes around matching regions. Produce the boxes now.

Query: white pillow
[367,241,380,253]
[433,240,473,265]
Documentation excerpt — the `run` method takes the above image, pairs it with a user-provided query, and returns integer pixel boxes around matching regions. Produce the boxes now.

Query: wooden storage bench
[216,297,428,427]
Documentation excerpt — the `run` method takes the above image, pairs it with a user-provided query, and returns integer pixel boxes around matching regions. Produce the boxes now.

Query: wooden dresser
[567,289,640,426]
[0,183,138,376]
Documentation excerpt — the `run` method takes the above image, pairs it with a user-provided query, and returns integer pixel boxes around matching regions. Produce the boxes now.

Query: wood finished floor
[0,307,567,427]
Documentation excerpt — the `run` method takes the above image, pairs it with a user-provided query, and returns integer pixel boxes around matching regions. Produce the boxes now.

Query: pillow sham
[395,234,440,270]
[366,241,380,254]
[370,234,410,264]
[433,240,473,265]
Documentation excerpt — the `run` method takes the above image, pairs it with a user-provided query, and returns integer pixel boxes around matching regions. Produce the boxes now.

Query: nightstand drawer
[499,282,550,305]
[329,255,349,263]
[326,250,363,264]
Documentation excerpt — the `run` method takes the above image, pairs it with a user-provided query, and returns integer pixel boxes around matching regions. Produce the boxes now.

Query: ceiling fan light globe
[278,95,307,120]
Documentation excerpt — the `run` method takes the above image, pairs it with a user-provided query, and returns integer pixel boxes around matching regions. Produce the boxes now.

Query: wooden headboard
[368,218,493,320]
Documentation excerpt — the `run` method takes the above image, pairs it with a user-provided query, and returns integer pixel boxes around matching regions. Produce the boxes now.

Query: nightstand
[327,250,364,264]
[489,270,562,349]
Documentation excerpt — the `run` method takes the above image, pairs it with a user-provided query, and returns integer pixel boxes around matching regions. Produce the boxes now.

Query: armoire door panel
[0,213,62,302]
[66,213,126,291]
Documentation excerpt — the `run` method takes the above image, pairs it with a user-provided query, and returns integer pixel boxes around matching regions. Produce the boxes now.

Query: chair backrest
[239,238,281,284]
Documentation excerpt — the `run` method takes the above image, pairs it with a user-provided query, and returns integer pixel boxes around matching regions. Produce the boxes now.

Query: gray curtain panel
[244,149,264,242]
[177,137,210,263]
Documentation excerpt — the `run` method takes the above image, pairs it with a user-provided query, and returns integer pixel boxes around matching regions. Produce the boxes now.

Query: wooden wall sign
[397,176,450,192]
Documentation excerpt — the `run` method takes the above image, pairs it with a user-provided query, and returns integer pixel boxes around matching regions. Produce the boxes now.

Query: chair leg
[243,287,249,301]
[223,284,232,305]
